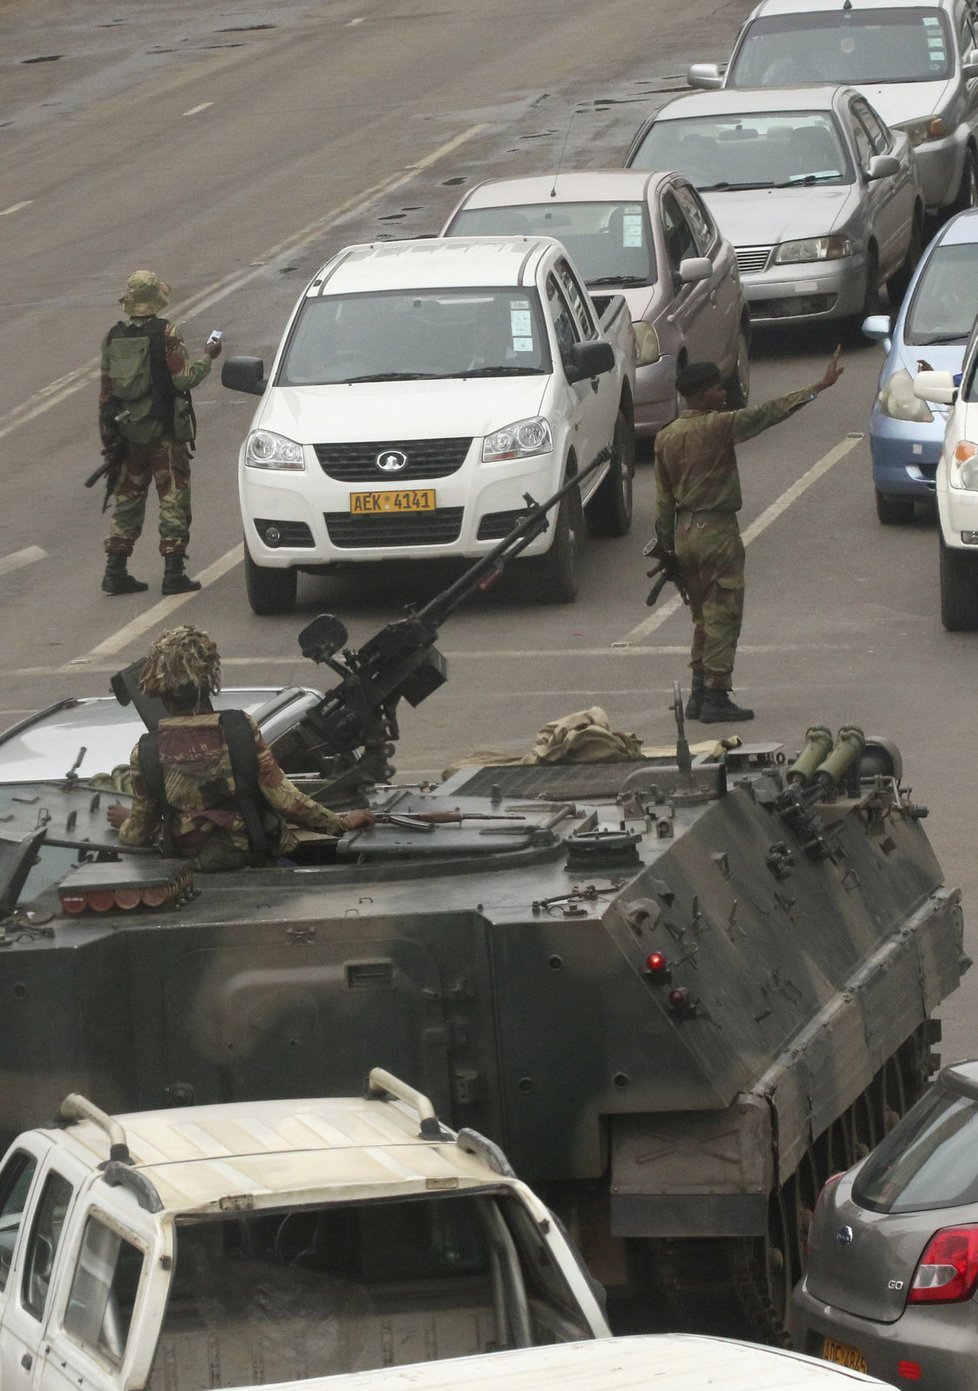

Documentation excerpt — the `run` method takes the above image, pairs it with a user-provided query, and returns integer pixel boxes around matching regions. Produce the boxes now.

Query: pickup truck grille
[314,439,472,482]
[735,247,773,275]
[324,508,464,547]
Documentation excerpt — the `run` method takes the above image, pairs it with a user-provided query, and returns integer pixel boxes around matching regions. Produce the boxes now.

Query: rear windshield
[629,111,851,190]
[727,8,953,85]
[905,240,978,346]
[450,202,657,288]
[854,1082,978,1213]
[278,289,551,385]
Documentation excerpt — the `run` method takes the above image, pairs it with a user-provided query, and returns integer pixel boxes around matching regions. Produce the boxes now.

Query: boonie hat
[120,270,170,317]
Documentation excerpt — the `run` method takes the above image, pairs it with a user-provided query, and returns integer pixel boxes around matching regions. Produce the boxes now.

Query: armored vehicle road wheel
[245,547,298,616]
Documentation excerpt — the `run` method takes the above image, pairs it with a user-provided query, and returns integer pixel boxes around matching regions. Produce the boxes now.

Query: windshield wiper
[698,181,775,192]
[588,274,651,286]
[440,366,544,378]
[338,371,438,383]
[775,172,842,187]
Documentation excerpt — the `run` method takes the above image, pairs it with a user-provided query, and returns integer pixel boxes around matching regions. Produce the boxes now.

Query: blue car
[864,208,978,524]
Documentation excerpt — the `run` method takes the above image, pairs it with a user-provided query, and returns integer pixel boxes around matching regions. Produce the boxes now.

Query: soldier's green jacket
[117,711,348,871]
[99,318,212,447]
[654,389,815,550]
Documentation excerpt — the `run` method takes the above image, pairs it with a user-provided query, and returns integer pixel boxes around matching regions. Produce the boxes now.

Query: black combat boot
[699,688,754,723]
[684,671,705,720]
[162,553,202,595]
[102,552,148,595]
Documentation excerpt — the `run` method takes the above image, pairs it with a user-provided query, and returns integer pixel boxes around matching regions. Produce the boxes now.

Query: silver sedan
[626,85,924,326]
[440,169,750,439]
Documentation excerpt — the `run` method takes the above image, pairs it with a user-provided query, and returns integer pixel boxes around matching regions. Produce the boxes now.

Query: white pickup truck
[223,237,636,613]
[0,1073,609,1391]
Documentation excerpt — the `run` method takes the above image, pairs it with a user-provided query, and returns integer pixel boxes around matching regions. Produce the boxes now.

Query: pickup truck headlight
[632,322,661,367]
[878,370,934,423]
[894,116,948,147]
[245,430,305,470]
[483,417,553,462]
[773,236,852,264]
[950,440,978,490]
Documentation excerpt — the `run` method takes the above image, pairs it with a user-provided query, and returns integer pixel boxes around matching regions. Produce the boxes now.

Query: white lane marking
[621,433,863,644]
[0,201,33,216]
[69,545,245,664]
[183,101,214,116]
[347,17,365,25]
[0,124,487,449]
[0,545,46,576]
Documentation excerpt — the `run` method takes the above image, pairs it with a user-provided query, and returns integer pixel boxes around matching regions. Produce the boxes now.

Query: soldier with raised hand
[106,625,374,871]
[654,348,844,723]
[99,271,222,596]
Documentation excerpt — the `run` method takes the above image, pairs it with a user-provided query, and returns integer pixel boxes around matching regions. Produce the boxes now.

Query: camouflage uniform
[101,319,213,559]
[117,711,348,872]
[654,390,814,691]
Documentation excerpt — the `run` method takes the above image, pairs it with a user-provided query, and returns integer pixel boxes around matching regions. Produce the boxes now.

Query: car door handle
[21,1354,33,1371]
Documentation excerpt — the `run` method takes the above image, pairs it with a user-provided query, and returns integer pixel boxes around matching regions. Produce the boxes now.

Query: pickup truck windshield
[630,112,852,190]
[279,289,551,385]
[727,7,953,85]
[450,202,657,288]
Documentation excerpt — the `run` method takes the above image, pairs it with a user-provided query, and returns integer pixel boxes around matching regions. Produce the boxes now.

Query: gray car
[792,1059,978,1390]
[626,86,924,326]
[440,170,750,438]
[688,0,978,219]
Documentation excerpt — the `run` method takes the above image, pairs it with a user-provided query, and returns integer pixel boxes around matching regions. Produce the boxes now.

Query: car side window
[0,1151,38,1292]
[849,104,874,168]
[673,183,715,254]
[63,1215,145,1366]
[853,99,890,154]
[660,191,698,277]
[554,258,597,340]
[22,1170,73,1319]
[546,274,581,359]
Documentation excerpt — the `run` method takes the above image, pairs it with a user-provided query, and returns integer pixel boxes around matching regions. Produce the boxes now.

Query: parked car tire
[887,209,924,304]
[586,408,635,537]
[527,488,578,603]
[950,146,978,216]
[875,490,915,525]
[245,547,298,615]
[939,532,978,630]
[725,324,751,409]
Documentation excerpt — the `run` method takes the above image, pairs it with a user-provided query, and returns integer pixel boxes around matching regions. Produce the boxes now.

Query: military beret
[676,361,722,397]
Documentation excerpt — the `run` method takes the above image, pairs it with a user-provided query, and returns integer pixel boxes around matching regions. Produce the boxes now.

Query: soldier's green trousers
[104,439,192,558]
[675,510,745,692]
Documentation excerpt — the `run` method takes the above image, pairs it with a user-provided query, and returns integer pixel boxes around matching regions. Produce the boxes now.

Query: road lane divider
[0,123,488,449]
[0,545,46,577]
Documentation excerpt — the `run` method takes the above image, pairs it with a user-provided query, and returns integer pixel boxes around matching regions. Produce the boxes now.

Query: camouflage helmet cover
[139,625,222,698]
[120,270,170,317]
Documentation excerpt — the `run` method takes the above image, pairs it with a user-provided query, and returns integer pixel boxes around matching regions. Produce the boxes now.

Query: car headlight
[483,417,554,462]
[632,321,661,367]
[878,370,934,423]
[894,115,948,147]
[245,430,305,470]
[773,236,853,264]
[950,440,978,490]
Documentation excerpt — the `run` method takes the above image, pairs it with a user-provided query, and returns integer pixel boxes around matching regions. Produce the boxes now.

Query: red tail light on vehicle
[909,1226,978,1303]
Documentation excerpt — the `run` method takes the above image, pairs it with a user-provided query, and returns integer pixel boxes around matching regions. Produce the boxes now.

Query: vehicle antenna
[550,107,577,197]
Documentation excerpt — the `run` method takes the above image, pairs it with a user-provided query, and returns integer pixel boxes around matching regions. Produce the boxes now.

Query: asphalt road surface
[0,0,975,1064]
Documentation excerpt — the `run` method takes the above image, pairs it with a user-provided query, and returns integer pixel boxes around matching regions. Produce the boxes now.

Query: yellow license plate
[822,1338,868,1374]
[349,489,436,514]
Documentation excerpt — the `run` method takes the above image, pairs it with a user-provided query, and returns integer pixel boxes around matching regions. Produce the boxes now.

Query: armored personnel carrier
[0,482,966,1346]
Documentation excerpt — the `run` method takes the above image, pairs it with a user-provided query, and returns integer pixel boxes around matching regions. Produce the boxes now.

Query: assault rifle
[84,437,128,513]
[272,449,611,800]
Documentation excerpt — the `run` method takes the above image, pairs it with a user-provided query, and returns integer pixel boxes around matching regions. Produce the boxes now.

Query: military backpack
[102,317,196,446]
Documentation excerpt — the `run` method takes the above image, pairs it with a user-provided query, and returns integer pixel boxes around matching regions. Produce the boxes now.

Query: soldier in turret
[654,348,844,723]
[106,625,373,870]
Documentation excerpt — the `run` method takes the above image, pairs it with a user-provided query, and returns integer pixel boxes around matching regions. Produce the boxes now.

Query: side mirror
[687,62,722,89]
[866,154,901,182]
[679,256,713,285]
[862,314,893,350]
[565,339,615,383]
[913,369,957,405]
[221,356,266,395]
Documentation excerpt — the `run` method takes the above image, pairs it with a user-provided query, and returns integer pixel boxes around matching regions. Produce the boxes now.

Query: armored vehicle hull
[0,733,965,1346]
